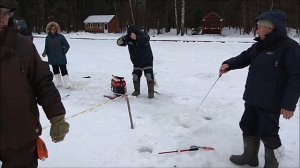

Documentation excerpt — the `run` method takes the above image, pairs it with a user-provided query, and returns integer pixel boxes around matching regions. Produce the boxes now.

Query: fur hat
[257,19,275,29]
[0,0,17,11]
[46,22,61,33]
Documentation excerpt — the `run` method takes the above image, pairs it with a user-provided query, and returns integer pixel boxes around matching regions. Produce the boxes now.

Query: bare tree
[38,0,46,33]
[240,0,246,35]
[129,0,135,25]
[67,0,77,32]
[143,0,147,31]
[166,0,171,32]
[174,0,179,35]
[113,0,121,32]
[157,18,160,35]
[271,0,274,10]
[180,0,185,36]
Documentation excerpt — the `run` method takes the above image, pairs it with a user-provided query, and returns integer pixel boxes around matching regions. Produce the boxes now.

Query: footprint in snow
[179,124,189,128]
[203,116,212,120]
[138,146,153,153]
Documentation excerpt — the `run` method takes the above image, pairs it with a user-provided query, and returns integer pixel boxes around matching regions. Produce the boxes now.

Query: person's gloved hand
[42,52,47,57]
[50,115,69,143]
[117,37,125,46]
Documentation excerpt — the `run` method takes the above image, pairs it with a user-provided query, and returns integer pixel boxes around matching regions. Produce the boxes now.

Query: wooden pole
[125,94,134,129]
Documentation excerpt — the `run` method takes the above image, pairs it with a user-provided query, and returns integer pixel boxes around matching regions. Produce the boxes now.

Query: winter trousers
[240,103,282,149]
[132,66,154,98]
[132,66,154,82]
[52,64,68,76]
[0,140,38,168]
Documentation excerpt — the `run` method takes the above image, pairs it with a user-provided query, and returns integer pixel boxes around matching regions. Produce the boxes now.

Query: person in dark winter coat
[0,0,69,167]
[219,9,300,168]
[117,25,155,98]
[42,21,71,88]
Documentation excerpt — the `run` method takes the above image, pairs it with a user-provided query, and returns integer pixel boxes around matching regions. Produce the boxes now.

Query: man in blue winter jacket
[117,25,155,98]
[219,9,300,168]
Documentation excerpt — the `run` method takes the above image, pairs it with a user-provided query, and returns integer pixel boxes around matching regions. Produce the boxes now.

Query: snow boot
[54,74,63,87]
[230,136,260,166]
[264,147,279,168]
[62,74,72,89]
[147,80,154,98]
[132,81,140,96]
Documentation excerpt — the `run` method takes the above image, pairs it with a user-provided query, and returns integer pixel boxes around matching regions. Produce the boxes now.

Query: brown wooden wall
[201,12,224,35]
[84,16,120,33]
[108,17,120,33]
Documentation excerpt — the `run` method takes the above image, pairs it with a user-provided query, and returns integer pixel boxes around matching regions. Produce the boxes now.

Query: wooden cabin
[83,15,120,33]
[202,12,225,35]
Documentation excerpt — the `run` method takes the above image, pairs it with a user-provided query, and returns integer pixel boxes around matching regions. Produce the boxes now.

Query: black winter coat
[224,10,300,111]
[0,28,65,149]
[119,27,153,67]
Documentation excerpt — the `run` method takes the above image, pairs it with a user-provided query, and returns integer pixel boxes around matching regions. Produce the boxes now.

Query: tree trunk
[144,0,147,32]
[129,0,135,25]
[166,0,170,32]
[113,0,121,32]
[253,0,261,36]
[240,0,246,35]
[174,0,179,35]
[180,0,185,36]
[270,0,274,10]
[157,18,160,35]
[39,0,45,34]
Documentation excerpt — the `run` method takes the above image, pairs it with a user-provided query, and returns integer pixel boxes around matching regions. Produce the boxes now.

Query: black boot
[230,136,260,166]
[147,80,154,98]
[264,147,279,168]
[132,81,140,96]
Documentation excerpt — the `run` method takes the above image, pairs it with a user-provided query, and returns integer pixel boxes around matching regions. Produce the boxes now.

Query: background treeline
[14,0,299,35]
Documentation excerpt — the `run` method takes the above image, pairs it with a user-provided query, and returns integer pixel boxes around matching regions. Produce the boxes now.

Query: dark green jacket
[43,33,70,65]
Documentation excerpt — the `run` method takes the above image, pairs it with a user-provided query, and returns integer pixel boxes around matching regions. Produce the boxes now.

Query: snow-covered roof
[83,15,115,23]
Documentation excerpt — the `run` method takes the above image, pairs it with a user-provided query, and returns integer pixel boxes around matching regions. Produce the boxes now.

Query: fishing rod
[158,145,214,154]
[196,76,220,111]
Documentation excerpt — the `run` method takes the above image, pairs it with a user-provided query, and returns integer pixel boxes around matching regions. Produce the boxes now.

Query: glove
[42,52,47,57]
[50,115,69,143]
[117,37,124,46]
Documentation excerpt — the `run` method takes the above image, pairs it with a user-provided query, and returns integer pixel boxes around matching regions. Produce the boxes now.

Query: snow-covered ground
[31,31,299,167]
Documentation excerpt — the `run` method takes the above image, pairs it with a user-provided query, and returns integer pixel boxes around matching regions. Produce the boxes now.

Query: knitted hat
[257,19,274,29]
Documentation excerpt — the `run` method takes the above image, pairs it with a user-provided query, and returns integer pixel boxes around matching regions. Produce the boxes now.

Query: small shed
[201,12,224,35]
[83,15,120,33]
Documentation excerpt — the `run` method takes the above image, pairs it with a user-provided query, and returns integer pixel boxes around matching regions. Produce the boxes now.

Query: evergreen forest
[15,0,299,35]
